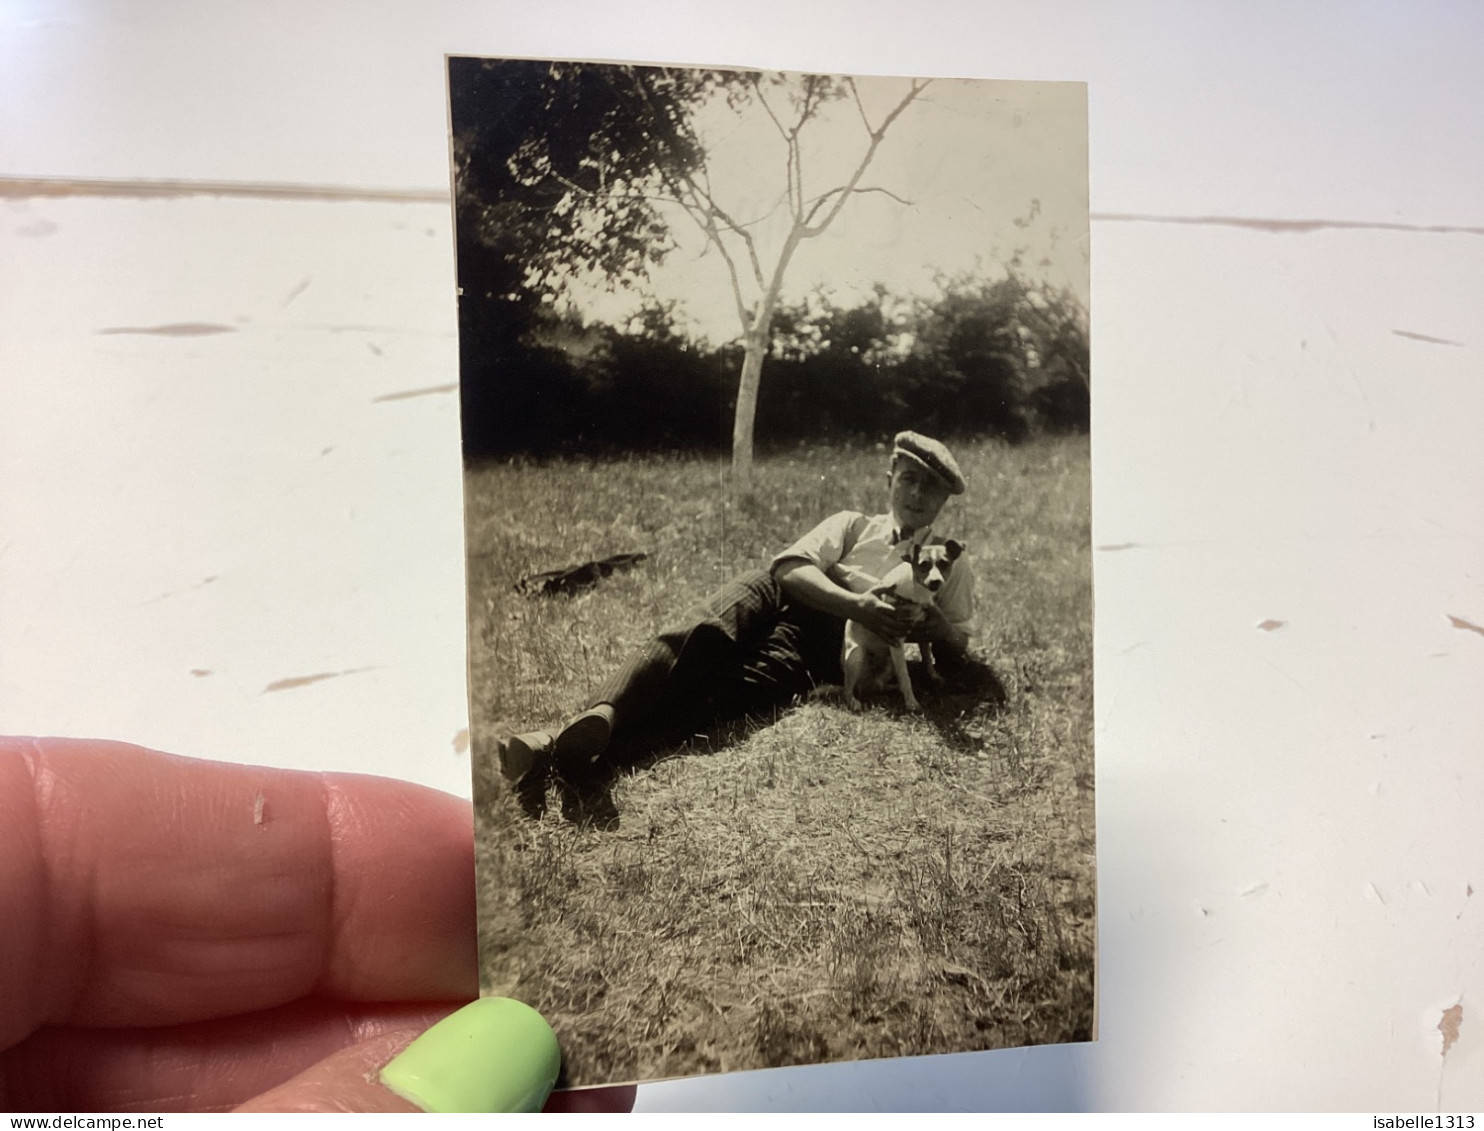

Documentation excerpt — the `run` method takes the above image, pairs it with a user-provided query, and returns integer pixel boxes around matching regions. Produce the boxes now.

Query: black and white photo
[448,56,1094,1087]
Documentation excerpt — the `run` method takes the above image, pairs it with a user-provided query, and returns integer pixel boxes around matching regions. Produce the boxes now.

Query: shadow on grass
[914,653,1009,752]
[537,652,1009,831]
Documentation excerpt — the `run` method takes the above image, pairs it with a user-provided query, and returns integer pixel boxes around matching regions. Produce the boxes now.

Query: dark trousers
[591,569,843,760]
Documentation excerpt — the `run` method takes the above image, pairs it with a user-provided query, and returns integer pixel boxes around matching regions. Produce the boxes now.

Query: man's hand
[774,561,932,647]
[853,592,924,646]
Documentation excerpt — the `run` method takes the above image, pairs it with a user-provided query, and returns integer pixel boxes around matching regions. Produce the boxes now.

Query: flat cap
[892,430,966,495]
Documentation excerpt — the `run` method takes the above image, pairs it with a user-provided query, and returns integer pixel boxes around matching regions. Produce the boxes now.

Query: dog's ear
[944,539,964,560]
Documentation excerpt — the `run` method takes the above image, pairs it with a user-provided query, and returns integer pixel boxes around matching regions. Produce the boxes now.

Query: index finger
[0,738,477,1049]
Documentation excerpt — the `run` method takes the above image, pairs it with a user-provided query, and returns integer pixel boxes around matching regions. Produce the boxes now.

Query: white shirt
[770,510,975,633]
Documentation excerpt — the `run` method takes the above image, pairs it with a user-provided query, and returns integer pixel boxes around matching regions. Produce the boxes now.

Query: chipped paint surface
[142,575,219,605]
[97,322,238,337]
[282,277,312,306]
[0,175,448,203]
[261,666,375,694]
[262,671,342,693]
[1393,329,1464,347]
[1438,1003,1463,1057]
[372,383,458,403]
[1092,212,1484,237]
[453,728,470,754]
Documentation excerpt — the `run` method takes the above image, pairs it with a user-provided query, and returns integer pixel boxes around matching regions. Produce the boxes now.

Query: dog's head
[906,539,964,594]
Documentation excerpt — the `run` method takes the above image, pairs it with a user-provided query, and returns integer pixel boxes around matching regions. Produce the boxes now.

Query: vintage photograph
[448,56,1094,1087]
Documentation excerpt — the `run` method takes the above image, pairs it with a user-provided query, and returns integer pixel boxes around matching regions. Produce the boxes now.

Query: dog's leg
[842,632,866,712]
[920,640,941,683]
[889,645,921,712]
[843,660,865,712]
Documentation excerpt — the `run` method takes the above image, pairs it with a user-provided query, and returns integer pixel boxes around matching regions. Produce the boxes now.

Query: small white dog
[842,540,964,712]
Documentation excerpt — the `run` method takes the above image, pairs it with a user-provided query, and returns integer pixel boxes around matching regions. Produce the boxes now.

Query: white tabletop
[2,1,1480,1112]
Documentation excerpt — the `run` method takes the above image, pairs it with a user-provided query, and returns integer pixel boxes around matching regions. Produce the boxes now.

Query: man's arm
[773,560,921,645]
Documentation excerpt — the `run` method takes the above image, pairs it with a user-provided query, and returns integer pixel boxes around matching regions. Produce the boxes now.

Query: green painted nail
[379,997,560,1113]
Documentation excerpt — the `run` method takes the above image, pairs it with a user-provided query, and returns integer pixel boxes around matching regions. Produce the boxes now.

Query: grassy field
[465,435,1094,1087]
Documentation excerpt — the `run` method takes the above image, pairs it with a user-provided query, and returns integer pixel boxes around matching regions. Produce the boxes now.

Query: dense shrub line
[459,275,1089,458]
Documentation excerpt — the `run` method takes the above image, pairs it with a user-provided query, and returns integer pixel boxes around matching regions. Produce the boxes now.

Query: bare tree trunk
[733,295,789,498]
[729,261,789,497]
[730,329,768,495]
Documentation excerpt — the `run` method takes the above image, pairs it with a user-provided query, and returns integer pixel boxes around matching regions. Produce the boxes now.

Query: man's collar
[885,512,932,547]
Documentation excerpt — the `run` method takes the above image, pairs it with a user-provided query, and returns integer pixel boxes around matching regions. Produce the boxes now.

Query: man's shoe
[552,706,614,781]
[497,730,554,783]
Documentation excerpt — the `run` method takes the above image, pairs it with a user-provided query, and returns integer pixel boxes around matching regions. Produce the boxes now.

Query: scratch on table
[1260,658,1308,693]
[282,277,312,307]
[0,175,449,204]
[261,666,376,694]
[1256,619,1286,631]
[1394,328,1464,347]
[372,383,458,403]
[1091,212,1484,237]
[141,575,219,605]
[98,323,238,337]
[1446,614,1484,637]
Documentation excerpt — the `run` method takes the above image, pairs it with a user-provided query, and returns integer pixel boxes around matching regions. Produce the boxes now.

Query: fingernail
[379,997,560,1113]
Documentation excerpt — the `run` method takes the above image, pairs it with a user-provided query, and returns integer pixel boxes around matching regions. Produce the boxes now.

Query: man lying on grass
[497,430,975,812]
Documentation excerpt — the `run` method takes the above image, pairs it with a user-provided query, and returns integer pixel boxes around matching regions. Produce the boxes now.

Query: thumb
[236,998,560,1113]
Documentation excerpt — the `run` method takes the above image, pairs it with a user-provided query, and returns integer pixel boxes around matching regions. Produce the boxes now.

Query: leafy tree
[1015,282,1091,432]
[896,273,1089,441]
[448,58,737,457]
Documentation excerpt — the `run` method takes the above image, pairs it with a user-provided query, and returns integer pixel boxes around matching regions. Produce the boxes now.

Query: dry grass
[466,435,1094,1086]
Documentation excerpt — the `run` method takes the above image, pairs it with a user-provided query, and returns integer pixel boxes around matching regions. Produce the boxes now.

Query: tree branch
[628,70,767,293]
[845,76,873,133]
[799,78,929,237]
[682,168,767,291]
[804,184,915,211]
[696,204,757,332]
[751,76,792,145]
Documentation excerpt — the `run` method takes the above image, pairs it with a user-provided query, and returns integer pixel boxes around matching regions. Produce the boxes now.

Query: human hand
[0,737,634,1113]
[854,592,925,645]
